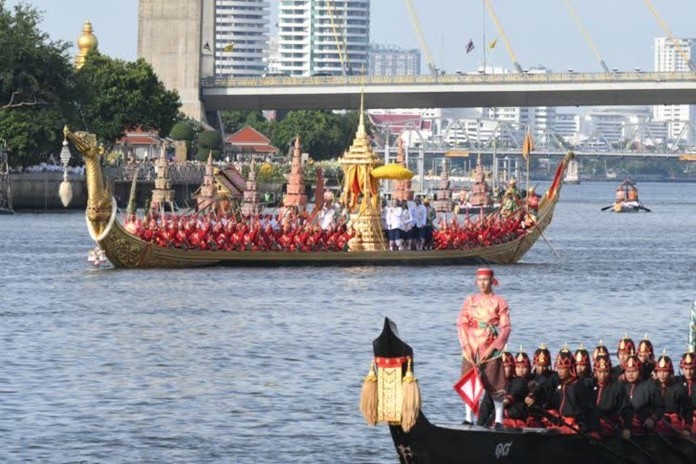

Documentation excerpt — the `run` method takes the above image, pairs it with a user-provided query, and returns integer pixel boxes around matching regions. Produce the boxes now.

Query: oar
[650,426,691,463]
[638,204,651,213]
[531,407,635,464]
[601,205,615,211]
[598,414,661,464]
[659,417,696,446]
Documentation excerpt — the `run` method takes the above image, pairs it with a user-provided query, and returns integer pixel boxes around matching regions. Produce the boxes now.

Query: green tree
[271,110,366,161]
[221,110,264,133]
[196,129,223,160]
[0,1,76,166]
[170,121,195,141]
[74,51,181,148]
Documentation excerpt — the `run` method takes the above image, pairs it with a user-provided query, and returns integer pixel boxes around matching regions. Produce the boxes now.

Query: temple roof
[225,126,278,153]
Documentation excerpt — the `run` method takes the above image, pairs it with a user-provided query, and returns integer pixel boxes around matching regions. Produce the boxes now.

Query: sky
[8,0,696,74]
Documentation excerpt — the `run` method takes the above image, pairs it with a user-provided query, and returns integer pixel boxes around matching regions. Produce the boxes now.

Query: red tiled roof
[226,126,272,144]
[368,113,429,134]
[117,128,162,146]
[119,135,160,145]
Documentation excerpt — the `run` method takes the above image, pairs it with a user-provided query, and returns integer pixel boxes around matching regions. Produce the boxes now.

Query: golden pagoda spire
[75,20,98,69]
[357,90,366,137]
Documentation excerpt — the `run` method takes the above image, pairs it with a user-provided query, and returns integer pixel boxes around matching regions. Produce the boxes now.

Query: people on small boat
[457,268,511,430]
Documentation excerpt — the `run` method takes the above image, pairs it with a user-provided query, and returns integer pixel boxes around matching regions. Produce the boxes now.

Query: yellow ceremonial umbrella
[371,163,414,180]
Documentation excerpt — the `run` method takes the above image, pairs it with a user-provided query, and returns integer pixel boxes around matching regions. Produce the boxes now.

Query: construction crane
[326,0,350,75]
[563,0,611,73]
[404,0,439,76]
[643,0,696,72]
[484,0,523,73]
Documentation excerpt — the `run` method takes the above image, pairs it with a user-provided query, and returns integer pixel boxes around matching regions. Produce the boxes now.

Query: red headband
[475,268,499,286]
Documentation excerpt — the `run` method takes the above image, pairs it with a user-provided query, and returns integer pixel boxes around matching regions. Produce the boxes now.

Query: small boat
[563,159,580,185]
[63,122,572,269]
[363,318,696,464]
[609,179,651,213]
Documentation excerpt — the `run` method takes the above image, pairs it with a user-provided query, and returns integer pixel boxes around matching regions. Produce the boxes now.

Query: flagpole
[526,129,531,206]
[482,0,486,73]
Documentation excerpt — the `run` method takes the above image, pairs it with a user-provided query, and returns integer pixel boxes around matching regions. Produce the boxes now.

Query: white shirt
[319,206,336,230]
[386,206,403,230]
[414,204,427,228]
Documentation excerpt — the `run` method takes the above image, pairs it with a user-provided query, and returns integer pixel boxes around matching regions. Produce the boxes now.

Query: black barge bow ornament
[360,318,420,433]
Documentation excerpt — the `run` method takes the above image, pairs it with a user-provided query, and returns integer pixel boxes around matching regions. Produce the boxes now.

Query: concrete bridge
[200,72,696,111]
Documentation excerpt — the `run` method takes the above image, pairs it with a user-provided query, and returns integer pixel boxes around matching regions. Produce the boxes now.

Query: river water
[1,181,695,463]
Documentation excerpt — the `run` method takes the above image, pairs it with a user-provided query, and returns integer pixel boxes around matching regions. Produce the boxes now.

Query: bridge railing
[202,71,695,89]
[104,164,206,183]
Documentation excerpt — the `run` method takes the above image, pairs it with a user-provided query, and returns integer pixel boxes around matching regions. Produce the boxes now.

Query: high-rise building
[653,37,696,143]
[278,0,370,76]
[369,44,420,76]
[215,0,270,77]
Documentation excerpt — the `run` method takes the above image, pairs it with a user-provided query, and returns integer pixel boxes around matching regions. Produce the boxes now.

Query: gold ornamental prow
[339,93,386,251]
[63,126,115,239]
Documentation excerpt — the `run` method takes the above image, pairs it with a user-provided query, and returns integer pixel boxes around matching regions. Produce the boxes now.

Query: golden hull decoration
[68,128,572,269]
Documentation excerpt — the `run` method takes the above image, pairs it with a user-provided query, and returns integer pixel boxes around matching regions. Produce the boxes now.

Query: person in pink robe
[457,268,511,428]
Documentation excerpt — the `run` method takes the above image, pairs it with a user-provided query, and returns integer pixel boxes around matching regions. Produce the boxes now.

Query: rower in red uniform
[547,347,596,434]
[457,268,511,429]
[636,336,656,380]
[591,354,632,438]
[614,336,636,381]
[502,350,533,429]
[574,344,593,385]
[526,343,559,419]
[621,354,664,434]
[677,348,696,434]
[654,354,693,435]
[592,341,610,364]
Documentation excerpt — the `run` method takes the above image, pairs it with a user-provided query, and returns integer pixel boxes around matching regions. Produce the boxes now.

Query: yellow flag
[522,130,534,161]
[488,38,498,50]
[223,43,234,53]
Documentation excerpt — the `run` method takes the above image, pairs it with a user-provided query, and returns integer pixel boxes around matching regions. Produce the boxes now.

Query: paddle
[649,424,691,464]
[531,407,635,464]
[659,417,696,446]
[638,204,652,213]
[598,413,661,464]
[601,205,615,211]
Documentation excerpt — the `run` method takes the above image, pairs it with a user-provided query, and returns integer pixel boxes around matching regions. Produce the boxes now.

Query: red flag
[454,367,484,414]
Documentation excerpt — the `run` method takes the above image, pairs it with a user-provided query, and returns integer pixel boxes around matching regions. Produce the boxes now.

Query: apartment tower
[278,0,370,76]
[653,37,696,144]
[214,0,270,77]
